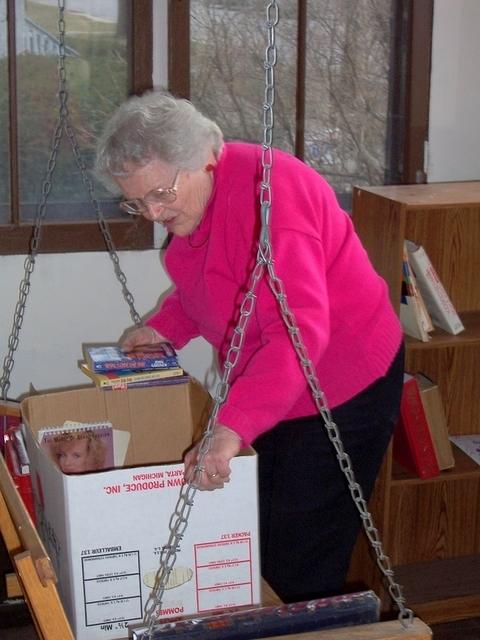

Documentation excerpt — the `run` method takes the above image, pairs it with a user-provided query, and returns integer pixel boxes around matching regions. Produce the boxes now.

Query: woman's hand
[184,423,242,491]
[120,326,166,352]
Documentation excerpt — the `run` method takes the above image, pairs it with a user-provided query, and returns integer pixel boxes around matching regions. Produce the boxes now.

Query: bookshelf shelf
[394,555,480,624]
[405,310,480,349]
[347,181,480,624]
[392,447,480,485]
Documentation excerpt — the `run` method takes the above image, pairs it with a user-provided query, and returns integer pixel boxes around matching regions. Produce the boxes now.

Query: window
[1,0,152,254]
[1,0,433,255]
[170,0,433,211]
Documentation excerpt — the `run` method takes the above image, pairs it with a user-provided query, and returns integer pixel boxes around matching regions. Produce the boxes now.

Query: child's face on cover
[56,439,90,473]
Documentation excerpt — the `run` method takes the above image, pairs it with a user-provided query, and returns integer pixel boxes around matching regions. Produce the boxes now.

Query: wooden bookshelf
[347,181,480,624]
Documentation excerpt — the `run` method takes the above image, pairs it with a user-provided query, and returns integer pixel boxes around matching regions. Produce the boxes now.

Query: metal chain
[258,1,413,627]
[141,259,265,638]
[0,0,142,400]
[139,5,282,636]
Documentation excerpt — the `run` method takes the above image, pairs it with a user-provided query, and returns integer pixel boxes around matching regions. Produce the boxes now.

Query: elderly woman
[95,90,404,603]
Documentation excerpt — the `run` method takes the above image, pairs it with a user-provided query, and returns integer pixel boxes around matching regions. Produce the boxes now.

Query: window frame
[169,0,433,188]
[1,0,153,255]
[2,0,433,255]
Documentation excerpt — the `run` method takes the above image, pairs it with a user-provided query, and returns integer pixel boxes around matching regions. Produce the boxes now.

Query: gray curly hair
[95,90,224,193]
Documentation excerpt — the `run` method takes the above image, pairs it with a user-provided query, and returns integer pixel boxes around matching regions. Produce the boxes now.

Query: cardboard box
[22,381,260,640]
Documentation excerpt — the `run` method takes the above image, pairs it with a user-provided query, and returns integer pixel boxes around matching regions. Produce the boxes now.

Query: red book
[392,373,440,479]
[4,427,36,524]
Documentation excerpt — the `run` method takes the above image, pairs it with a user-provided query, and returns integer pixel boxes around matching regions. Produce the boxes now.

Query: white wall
[427,0,480,182]
[2,0,478,401]
[0,1,218,402]
[0,251,218,399]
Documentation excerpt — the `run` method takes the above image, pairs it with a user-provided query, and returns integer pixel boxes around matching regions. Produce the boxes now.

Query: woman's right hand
[120,326,166,352]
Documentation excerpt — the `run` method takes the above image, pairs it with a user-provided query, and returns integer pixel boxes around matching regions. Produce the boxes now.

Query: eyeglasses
[119,169,180,216]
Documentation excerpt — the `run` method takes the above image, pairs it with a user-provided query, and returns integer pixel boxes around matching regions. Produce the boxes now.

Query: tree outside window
[1,0,152,254]
[187,0,425,211]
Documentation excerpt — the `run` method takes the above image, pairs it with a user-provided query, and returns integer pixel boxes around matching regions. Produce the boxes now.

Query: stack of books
[400,240,464,341]
[79,342,190,390]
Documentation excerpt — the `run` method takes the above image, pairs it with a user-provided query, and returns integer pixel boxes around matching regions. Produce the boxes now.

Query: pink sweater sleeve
[146,290,200,349]
[217,226,331,445]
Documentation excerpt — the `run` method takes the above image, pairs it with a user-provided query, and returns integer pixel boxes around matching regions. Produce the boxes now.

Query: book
[104,374,191,391]
[10,424,31,474]
[0,398,21,456]
[4,425,36,523]
[392,373,440,479]
[449,434,480,466]
[38,421,114,474]
[84,342,179,373]
[399,243,433,342]
[405,240,465,335]
[79,362,185,389]
[415,373,455,470]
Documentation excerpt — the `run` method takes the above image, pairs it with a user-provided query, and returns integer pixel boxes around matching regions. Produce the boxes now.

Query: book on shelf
[449,434,480,466]
[399,242,434,342]
[392,373,440,479]
[79,362,186,389]
[38,421,114,474]
[405,240,465,335]
[415,373,455,471]
[83,341,179,373]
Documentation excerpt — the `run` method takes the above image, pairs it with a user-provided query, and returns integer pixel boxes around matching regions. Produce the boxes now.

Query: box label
[82,550,142,626]
[194,536,254,611]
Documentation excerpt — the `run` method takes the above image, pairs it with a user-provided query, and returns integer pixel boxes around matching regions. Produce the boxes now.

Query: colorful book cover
[406,240,465,335]
[38,421,114,474]
[79,362,185,388]
[416,373,455,470]
[399,243,433,342]
[392,373,440,479]
[85,342,179,373]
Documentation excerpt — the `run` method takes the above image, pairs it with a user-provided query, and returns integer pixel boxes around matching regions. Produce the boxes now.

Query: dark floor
[1,599,480,639]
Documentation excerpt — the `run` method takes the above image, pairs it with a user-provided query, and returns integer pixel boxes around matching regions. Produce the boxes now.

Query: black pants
[253,342,405,603]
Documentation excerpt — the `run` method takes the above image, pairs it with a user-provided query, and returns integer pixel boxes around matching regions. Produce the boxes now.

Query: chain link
[259,2,413,627]
[0,0,141,400]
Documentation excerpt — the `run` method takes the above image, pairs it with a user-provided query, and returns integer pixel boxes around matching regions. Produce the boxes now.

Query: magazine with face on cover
[38,421,115,474]
[83,342,179,373]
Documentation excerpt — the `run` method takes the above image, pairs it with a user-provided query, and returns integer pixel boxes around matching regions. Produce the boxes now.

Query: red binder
[392,373,440,479]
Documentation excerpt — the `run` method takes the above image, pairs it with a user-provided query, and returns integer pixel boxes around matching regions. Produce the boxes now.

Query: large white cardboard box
[22,381,260,640]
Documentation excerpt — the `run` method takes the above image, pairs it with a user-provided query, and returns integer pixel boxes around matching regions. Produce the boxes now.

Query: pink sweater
[148,142,402,445]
